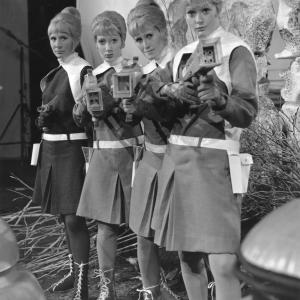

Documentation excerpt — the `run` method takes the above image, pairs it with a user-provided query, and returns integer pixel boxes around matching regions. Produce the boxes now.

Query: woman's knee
[137,235,154,248]
[179,251,206,274]
[97,221,119,238]
[63,214,86,233]
[209,253,237,278]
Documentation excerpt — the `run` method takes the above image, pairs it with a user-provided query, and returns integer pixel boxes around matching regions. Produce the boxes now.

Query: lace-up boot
[137,284,161,300]
[96,269,116,300]
[73,261,89,300]
[49,254,75,292]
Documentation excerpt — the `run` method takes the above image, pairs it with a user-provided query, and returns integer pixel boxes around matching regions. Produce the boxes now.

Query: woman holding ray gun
[33,7,91,300]
[136,0,258,299]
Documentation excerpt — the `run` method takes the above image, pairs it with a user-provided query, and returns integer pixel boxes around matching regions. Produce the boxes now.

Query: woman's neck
[198,23,221,39]
[155,44,168,65]
[104,56,123,67]
[58,52,77,64]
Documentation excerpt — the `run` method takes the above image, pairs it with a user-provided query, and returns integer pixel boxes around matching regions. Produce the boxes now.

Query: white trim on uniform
[168,134,252,194]
[42,132,88,141]
[93,135,144,149]
[144,141,167,154]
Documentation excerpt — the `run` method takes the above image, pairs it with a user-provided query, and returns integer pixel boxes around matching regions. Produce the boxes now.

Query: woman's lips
[104,53,113,58]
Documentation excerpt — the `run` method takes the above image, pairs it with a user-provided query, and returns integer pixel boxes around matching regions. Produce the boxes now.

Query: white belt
[42,132,87,141]
[93,135,144,149]
[169,135,240,153]
[145,141,167,154]
[168,135,252,194]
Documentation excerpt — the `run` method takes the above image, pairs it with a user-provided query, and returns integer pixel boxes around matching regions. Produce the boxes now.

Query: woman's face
[49,30,74,59]
[185,1,220,38]
[95,34,123,63]
[133,25,167,61]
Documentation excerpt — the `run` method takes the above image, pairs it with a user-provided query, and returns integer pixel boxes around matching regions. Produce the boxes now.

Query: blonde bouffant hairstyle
[91,11,127,47]
[48,6,82,47]
[185,0,223,14]
[127,0,167,38]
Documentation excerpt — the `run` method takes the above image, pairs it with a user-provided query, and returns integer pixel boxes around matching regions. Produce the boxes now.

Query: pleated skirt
[151,144,242,253]
[77,147,134,225]
[32,139,86,215]
[129,149,164,237]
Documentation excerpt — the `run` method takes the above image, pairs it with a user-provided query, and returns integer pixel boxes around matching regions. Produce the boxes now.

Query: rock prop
[0,217,45,300]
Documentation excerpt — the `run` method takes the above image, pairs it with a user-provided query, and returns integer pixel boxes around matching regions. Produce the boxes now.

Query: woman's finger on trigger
[200,74,213,84]
[197,83,211,92]
[198,91,213,101]
[123,98,130,105]
[185,93,198,103]
[184,81,194,88]
[186,87,197,96]
[190,103,202,109]
[191,76,199,86]
[182,97,195,104]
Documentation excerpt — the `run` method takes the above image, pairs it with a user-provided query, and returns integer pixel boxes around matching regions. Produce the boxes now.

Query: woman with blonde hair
[73,10,143,300]
[33,7,91,300]
[145,0,258,299]
[124,1,179,299]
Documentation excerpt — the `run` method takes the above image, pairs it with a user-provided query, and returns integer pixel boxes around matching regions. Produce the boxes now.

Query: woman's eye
[135,38,142,43]
[146,34,153,39]
[98,39,105,44]
[186,10,196,17]
[202,8,210,14]
[112,39,118,43]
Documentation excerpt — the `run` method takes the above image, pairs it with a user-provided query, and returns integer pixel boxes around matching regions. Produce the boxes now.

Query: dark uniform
[33,53,90,215]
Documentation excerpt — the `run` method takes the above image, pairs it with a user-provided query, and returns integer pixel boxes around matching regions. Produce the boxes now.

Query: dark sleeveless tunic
[33,66,87,214]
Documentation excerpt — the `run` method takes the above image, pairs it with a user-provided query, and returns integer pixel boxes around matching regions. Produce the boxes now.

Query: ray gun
[36,95,59,132]
[181,37,224,122]
[112,57,143,122]
[182,37,223,82]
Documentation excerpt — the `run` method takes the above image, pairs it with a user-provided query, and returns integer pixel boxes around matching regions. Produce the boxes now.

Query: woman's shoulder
[93,63,116,77]
[72,55,91,70]
[60,53,91,77]
[175,40,199,58]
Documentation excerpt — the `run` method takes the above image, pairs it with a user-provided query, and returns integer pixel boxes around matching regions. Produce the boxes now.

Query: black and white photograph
[1,0,300,299]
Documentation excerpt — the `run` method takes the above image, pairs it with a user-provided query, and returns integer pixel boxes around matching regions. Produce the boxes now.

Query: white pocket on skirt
[31,143,41,166]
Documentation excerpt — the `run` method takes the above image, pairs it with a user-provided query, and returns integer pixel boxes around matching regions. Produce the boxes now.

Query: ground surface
[0,161,255,300]
[42,259,141,299]
[41,255,187,300]
[0,161,187,300]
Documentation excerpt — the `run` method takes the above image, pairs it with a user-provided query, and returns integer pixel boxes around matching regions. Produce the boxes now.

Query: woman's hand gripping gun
[36,95,59,132]
[163,37,226,111]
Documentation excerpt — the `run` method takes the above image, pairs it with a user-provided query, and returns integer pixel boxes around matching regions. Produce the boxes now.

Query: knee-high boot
[137,283,161,300]
[96,269,116,300]
[72,261,89,300]
[137,275,180,300]
[49,254,75,292]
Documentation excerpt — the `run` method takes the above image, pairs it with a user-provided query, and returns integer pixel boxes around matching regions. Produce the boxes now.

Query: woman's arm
[133,63,188,122]
[213,46,258,128]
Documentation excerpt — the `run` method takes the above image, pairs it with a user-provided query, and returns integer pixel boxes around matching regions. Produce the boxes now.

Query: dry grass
[1,184,137,281]
[1,176,184,298]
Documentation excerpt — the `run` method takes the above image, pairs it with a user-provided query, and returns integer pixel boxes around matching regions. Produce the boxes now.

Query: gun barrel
[37,104,51,113]
[37,95,58,113]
